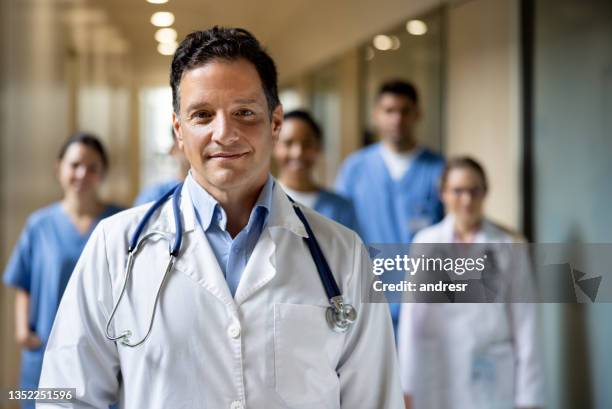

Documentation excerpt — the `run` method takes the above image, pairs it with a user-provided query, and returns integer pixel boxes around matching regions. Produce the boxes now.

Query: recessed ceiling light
[390,35,401,50]
[373,35,393,51]
[157,41,178,56]
[151,11,174,27]
[155,27,177,43]
[147,0,168,4]
[406,19,428,36]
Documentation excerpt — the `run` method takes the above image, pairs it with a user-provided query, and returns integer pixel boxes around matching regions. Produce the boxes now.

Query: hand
[16,329,42,350]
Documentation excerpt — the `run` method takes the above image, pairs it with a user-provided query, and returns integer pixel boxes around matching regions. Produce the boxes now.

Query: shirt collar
[185,172,274,233]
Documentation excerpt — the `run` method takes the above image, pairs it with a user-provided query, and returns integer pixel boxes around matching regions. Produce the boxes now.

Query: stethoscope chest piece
[326,296,357,333]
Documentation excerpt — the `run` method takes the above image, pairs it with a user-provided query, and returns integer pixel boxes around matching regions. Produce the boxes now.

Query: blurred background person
[335,80,445,333]
[274,110,359,232]
[2,133,123,409]
[133,129,190,206]
[397,157,544,409]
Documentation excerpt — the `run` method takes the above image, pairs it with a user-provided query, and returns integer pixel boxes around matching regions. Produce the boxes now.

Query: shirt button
[230,400,244,409]
[227,323,241,339]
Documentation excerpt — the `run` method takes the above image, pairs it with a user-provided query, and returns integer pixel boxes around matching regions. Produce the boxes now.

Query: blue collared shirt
[185,173,274,297]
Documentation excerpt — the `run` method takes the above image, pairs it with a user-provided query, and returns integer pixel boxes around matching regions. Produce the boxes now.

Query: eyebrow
[234,98,258,104]
[185,98,261,112]
[185,102,210,113]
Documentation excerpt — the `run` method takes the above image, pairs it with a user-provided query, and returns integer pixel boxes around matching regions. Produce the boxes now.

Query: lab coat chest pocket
[273,303,344,408]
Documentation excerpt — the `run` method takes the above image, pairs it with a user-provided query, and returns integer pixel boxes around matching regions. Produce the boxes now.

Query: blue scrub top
[133,179,181,206]
[3,202,123,400]
[314,189,360,235]
[335,143,445,331]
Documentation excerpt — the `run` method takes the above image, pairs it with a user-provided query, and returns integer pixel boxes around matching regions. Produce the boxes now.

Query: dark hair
[57,132,109,171]
[170,26,280,115]
[377,79,419,104]
[283,110,322,141]
[440,156,488,192]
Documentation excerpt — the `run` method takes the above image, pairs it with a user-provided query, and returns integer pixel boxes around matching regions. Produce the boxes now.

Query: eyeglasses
[448,187,485,198]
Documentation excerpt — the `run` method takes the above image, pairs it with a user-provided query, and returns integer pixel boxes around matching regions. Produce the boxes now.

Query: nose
[75,165,88,179]
[388,111,402,127]
[289,143,304,159]
[210,112,238,145]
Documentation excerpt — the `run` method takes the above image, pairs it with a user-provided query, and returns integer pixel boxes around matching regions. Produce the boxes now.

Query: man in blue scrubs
[335,80,445,332]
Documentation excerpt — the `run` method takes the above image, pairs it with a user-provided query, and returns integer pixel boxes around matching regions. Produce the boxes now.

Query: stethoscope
[105,183,357,347]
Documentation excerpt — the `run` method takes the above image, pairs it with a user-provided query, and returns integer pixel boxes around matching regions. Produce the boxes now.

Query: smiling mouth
[209,152,248,160]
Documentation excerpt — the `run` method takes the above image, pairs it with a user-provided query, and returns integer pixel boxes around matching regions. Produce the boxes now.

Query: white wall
[446,0,521,230]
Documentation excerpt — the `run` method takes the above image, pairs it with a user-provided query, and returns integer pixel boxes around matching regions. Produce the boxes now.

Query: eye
[236,109,255,118]
[88,164,101,173]
[192,110,213,121]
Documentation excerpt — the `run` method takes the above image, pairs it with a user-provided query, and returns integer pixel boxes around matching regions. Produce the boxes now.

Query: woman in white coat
[397,157,544,409]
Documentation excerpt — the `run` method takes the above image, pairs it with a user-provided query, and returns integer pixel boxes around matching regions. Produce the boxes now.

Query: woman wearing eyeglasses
[397,156,545,409]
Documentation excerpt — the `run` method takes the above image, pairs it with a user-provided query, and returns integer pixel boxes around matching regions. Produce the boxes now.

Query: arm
[509,246,545,409]
[511,301,544,409]
[396,300,414,407]
[510,300,545,409]
[337,236,404,408]
[38,222,121,408]
[3,219,41,349]
[14,289,41,349]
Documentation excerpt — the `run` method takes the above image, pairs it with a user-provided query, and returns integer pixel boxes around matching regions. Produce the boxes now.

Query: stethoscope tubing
[105,183,356,347]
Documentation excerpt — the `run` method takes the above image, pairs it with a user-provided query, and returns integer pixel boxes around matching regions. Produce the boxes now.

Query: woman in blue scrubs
[274,110,359,232]
[3,133,122,408]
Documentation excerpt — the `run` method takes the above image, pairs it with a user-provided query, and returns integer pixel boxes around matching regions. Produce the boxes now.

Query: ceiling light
[147,0,168,3]
[390,35,401,50]
[157,41,178,56]
[155,27,177,43]
[373,35,393,51]
[151,11,174,27]
[406,19,428,36]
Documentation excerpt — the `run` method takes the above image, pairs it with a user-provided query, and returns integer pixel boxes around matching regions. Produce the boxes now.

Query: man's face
[173,58,282,193]
[373,93,420,148]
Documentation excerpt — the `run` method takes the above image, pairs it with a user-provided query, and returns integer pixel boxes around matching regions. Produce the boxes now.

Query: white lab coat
[397,215,545,409]
[38,183,403,409]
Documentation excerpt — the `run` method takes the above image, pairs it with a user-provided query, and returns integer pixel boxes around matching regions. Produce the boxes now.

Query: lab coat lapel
[234,183,307,306]
[474,221,491,242]
[439,214,455,243]
[164,184,235,308]
[233,228,276,306]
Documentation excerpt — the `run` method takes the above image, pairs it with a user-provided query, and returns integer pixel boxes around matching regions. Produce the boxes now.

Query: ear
[270,104,283,143]
[172,111,184,149]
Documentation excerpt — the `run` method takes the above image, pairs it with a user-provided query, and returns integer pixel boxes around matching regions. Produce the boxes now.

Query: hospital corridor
[1,0,611,408]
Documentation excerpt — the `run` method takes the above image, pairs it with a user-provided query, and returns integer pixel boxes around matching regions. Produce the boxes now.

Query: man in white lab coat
[38,27,403,408]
